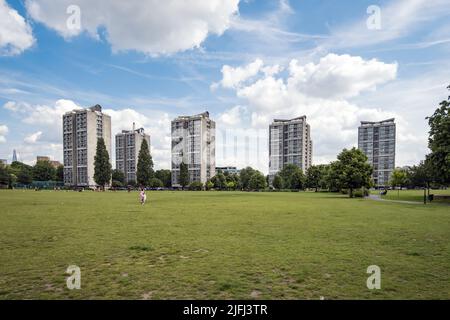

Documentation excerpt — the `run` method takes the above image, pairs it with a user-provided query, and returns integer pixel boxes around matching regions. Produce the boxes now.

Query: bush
[149,178,163,188]
[189,181,203,191]
[353,188,369,198]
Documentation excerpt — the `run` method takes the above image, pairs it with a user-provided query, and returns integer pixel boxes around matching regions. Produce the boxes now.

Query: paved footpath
[366,194,425,205]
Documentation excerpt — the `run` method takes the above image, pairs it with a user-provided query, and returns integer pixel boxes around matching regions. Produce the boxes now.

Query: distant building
[36,156,62,168]
[62,104,112,187]
[171,111,216,187]
[12,149,17,162]
[215,166,239,175]
[269,116,313,182]
[115,124,151,183]
[358,118,396,187]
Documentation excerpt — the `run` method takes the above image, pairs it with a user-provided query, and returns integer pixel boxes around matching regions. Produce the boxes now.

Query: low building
[215,166,239,175]
[36,156,62,168]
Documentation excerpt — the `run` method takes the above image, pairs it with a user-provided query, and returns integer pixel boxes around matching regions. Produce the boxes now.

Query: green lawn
[372,188,450,203]
[0,190,449,300]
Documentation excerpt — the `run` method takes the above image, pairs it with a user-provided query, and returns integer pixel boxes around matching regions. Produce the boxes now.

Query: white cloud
[0,0,35,55]
[25,0,240,55]
[288,54,397,99]
[4,99,173,169]
[24,131,42,144]
[217,105,246,127]
[104,108,172,169]
[0,124,8,143]
[325,0,450,49]
[213,54,418,169]
[212,59,264,90]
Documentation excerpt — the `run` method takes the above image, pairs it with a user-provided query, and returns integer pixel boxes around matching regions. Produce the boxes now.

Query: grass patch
[0,190,449,299]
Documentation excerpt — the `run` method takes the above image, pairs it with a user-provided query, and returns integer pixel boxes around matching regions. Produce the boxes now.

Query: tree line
[1,85,449,193]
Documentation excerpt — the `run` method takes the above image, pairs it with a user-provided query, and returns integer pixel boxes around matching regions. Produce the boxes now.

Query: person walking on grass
[140,188,147,205]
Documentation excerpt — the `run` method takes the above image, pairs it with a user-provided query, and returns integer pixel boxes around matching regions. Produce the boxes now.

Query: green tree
[10,161,33,185]
[94,138,112,189]
[188,181,203,191]
[306,165,322,192]
[56,165,64,182]
[291,169,306,190]
[390,168,408,198]
[211,172,226,190]
[272,174,284,190]
[33,160,56,181]
[278,164,305,190]
[149,178,164,188]
[155,169,172,188]
[136,139,154,187]
[112,169,125,185]
[317,165,331,190]
[426,85,450,185]
[334,148,373,198]
[249,171,267,191]
[18,167,33,185]
[239,167,256,190]
[179,161,189,190]
[0,163,9,186]
[205,180,214,191]
[406,161,434,195]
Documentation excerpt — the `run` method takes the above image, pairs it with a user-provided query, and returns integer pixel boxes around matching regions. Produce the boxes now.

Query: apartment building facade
[269,116,313,182]
[115,125,151,183]
[62,105,112,187]
[358,118,396,187]
[171,112,215,187]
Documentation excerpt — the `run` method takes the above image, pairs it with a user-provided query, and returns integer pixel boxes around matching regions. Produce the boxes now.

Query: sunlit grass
[0,190,449,299]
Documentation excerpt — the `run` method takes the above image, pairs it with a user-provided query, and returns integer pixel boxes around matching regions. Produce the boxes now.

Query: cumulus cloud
[0,0,35,55]
[212,59,264,90]
[25,0,240,55]
[104,108,172,169]
[0,124,8,143]
[24,131,42,144]
[4,99,172,168]
[288,54,397,99]
[217,105,247,127]
[213,53,407,167]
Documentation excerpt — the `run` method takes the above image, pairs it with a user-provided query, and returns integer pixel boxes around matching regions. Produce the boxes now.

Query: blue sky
[0,0,449,173]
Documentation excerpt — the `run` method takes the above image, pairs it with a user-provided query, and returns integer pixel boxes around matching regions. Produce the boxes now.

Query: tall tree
[0,163,9,186]
[94,138,112,189]
[239,167,256,190]
[306,165,322,192]
[390,168,408,198]
[278,164,305,190]
[136,139,154,187]
[10,161,34,185]
[211,172,226,190]
[33,160,56,181]
[291,169,306,190]
[56,165,64,182]
[426,85,450,184]
[155,169,172,188]
[249,171,267,191]
[334,148,373,197]
[112,169,125,184]
[272,174,284,190]
[179,161,189,190]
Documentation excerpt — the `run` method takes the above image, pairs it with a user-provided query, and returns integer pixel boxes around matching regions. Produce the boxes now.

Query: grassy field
[0,190,449,300]
[373,189,450,203]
